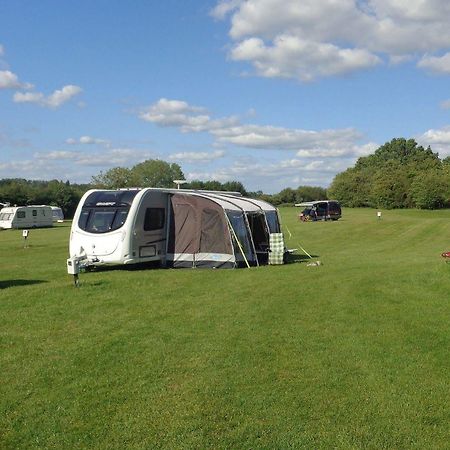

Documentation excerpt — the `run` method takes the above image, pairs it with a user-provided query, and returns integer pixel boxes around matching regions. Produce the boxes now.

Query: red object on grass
[441,251,450,258]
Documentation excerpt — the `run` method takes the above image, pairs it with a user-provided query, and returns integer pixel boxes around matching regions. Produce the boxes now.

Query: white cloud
[0,70,33,90]
[418,52,450,74]
[66,135,110,146]
[210,0,243,20]
[141,98,368,155]
[296,142,378,158]
[36,148,150,167]
[13,84,82,108]
[13,91,44,103]
[0,159,47,172]
[213,0,450,80]
[186,154,355,190]
[169,150,225,163]
[75,148,150,167]
[231,36,380,81]
[139,98,238,132]
[0,147,154,182]
[34,150,79,160]
[46,85,83,108]
[212,123,363,152]
[417,126,450,156]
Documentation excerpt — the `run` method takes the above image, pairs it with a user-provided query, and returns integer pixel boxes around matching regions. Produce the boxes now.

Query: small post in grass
[377,211,382,220]
[22,229,29,248]
[67,256,85,287]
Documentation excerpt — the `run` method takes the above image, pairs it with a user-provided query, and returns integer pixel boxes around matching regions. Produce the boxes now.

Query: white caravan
[0,205,53,229]
[51,206,64,222]
[68,188,283,270]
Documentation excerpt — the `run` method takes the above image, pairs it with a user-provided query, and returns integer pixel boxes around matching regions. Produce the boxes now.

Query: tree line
[2,137,449,217]
[0,179,87,218]
[328,138,450,209]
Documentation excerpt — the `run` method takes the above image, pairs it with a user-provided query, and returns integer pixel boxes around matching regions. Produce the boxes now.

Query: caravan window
[113,210,129,229]
[17,211,26,219]
[78,207,131,234]
[78,190,139,234]
[32,209,37,217]
[144,208,165,231]
[90,210,116,232]
[79,210,90,230]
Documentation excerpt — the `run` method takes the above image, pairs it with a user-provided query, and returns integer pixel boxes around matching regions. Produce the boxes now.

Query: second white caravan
[0,205,53,229]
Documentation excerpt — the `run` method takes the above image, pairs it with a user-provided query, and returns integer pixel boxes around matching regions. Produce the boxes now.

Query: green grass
[1,208,449,449]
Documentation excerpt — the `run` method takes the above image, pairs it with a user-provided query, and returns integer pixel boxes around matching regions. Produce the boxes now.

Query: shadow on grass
[0,279,47,289]
[84,261,162,273]
[77,255,318,274]
[285,253,320,264]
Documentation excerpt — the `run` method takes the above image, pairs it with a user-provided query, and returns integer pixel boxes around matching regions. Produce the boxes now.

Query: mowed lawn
[1,208,449,449]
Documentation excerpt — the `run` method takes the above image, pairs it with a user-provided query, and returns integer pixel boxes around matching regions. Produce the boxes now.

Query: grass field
[1,208,449,449]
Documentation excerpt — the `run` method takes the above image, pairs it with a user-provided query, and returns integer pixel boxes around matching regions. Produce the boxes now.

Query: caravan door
[133,191,167,262]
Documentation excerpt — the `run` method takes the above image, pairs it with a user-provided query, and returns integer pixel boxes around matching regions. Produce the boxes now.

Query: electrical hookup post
[67,255,87,287]
[22,229,29,248]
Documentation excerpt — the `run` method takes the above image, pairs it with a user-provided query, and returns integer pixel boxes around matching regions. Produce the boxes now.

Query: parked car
[296,200,341,221]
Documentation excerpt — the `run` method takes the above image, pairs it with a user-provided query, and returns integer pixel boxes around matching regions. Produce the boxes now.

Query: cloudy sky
[1,0,450,193]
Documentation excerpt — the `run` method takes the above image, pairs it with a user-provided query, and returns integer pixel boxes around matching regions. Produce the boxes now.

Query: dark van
[297,200,341,221]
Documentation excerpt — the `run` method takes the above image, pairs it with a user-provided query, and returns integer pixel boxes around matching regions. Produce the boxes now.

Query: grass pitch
[1,208,449,449]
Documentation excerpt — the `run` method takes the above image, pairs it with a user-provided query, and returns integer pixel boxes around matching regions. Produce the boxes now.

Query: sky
[1,0,450,193]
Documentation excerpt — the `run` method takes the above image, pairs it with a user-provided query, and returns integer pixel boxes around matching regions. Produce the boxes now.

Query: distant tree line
[0,179,87,218]
[328,138,450,209]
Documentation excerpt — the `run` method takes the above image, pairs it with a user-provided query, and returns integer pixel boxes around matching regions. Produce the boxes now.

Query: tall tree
[131,160,184,188]
[329,138,445,209]
[92,167,134,189]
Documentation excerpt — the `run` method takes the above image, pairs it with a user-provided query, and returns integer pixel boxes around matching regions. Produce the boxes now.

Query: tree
[295,185,327,202]
[132,160,184,188]
[328,167,371,207]
[222,181,247,196]
[92,167,134,189]
[272,188,296,205]
[91,159,185,189]
[409,169,450,209]
[329,138,445,209]
[369,162,409,209]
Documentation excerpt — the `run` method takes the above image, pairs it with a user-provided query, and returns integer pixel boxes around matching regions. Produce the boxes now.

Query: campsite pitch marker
[22,229,29,248]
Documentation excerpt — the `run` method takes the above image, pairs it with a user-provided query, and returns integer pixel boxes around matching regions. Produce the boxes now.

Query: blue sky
[1,0,450,193]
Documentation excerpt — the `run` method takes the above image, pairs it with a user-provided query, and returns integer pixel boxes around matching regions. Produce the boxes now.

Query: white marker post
[377,211,382,220]
[22,229,29,248]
